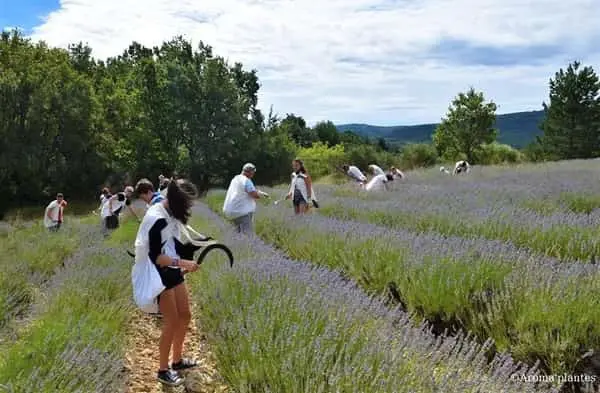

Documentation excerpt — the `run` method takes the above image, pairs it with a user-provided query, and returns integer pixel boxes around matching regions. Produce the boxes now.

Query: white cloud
[29,0,600,125]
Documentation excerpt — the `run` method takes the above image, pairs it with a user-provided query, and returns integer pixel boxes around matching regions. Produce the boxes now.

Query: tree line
[1,29,599,216]
[430,61,600,165]
[0,30,394,217]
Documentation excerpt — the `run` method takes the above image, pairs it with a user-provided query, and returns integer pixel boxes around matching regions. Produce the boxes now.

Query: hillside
[336,110,545,148]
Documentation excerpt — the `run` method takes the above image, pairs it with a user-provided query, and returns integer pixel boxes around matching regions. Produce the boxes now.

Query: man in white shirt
[223,163,269,233]
[368,164,385,176]
[365,174,393,192]
[44,193,68,231]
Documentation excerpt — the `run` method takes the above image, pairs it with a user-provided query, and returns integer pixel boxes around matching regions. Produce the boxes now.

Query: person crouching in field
[285,159,318,215]
[342,164,367,186]
[368,164,385,176]
[365,174,394,192]
[44,193,68,231]
[389,166,404,179]
[134,179,200,386]
[453,160,470,175]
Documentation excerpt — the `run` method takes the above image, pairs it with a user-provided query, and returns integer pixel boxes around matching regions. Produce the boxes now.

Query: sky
[1,0,599,126]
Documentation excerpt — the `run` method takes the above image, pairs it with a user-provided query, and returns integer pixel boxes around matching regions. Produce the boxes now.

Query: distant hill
[336,110,545,148]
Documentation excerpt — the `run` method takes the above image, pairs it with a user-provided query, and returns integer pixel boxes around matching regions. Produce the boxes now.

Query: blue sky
[2,0,599,126]
[0,0,58,34]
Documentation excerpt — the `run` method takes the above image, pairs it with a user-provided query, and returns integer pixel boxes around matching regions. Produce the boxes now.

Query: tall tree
[279,114,317,147]
[539,61,600,159]
[313,120,340,146]
[432,87,497,163]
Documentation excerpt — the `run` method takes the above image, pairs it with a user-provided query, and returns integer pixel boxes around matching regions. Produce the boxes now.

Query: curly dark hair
[167,179,198,224]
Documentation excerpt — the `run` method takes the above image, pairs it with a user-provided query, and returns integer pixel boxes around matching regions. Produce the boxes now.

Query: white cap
[242,163,256,172]
[124,186,134,193]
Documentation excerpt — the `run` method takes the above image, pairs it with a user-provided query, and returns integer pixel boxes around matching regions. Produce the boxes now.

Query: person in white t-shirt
[368,164,385,176]
[44,193,68,231]
[389,166,405,179]
[101,186,134,235]
[453,160,470,175]
[222,163,269,233]
[365,174,394,192]
[158,175,170,197]
[342,164,367,185]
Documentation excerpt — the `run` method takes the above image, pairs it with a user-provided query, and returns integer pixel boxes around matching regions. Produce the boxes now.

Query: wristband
[171,257,180,267]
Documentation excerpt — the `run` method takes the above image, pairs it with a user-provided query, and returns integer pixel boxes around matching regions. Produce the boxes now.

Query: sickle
[126,239,234,267]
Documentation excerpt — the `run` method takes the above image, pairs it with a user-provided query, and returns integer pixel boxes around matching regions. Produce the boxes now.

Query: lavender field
[203,159,600,392]
[2,160,600,393]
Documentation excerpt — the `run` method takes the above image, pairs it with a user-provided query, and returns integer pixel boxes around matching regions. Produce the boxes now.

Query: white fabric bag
[131,203,168,313]
[131,257,165,313]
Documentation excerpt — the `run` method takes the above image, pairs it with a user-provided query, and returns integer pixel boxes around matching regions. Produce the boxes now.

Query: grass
[3,200,98,222]
[522,192,600,215]
[0,217,135,393]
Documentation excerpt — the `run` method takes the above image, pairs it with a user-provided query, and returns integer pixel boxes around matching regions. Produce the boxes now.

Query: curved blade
[196,243,234,267]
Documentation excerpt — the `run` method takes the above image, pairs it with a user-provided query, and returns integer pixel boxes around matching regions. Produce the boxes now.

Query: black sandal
[171,358,198,370]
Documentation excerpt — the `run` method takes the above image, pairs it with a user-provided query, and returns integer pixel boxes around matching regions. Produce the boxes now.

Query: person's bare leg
[299,202,308,214]
[158,289,178,370]
[171,282,192,363]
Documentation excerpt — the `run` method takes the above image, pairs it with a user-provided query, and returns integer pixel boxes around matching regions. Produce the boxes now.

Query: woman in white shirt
[285,159,317,215]
[134,179,200,386]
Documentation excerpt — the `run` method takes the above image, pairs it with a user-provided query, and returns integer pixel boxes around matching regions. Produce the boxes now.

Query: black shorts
[154,265,185,290]
[105,215,119,229]
[293,189,307,207]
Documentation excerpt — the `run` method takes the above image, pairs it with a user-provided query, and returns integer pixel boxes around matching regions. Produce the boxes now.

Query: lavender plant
[187,203,563,393]
[0,222,81,333]
[0,221,135,393]
[249,208,600,380]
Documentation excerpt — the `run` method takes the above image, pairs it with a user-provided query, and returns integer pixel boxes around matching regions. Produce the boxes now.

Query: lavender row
[318,195,600,261]
[249,203,600,384]
[0,224,130,392]
[260,204,595,272]
[191,202,560,393]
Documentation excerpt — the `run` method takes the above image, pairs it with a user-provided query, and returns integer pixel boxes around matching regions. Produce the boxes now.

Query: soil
[123,305,229,393]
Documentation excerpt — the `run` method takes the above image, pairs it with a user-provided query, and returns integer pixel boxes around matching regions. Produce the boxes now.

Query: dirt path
[123,304,229,393]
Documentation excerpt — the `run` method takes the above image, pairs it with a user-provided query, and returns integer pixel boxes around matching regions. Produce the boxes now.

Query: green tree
[432,87,497,163]
[313,120,340,146]
[539,61,600,159]
[279,114,317,147]
[400,143,438,169]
